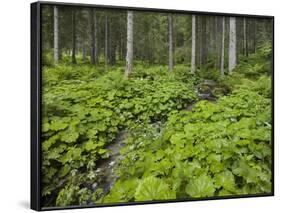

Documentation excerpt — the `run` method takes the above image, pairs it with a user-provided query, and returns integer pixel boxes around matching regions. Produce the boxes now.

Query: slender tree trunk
[125,11,134,76]
[253,19,257,53]
[216,17,221,69]
[94,12,98,64]
[214,17,218,69]
[54,6,59,64]
[108,23,111,65]
[191,15,196,73]
[89,9,96,64]
[82,44,86,61]
[220,17,225,75]
[108,21,113,65]
[200,16,207,67]
[243,18,248,56]
[111,43,116,65]
[196,16,200,67]
[211,17,216,60]
[71,9,76,64]
[229,17,237,73]
[119,38,123,61]
[168,14,173,71]
[105,15,108,67]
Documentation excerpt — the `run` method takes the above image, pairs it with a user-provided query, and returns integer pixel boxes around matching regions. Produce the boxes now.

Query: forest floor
[89,78,220,202]
[41,45,272,207]
[91,130,127,200]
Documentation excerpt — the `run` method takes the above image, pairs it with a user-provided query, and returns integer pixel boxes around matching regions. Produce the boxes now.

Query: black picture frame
[31,1,274,211]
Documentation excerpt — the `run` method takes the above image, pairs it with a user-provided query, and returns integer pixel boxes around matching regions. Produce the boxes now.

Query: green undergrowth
[42,43,272,206]
[102,75,272,203]
[41,64,197,206]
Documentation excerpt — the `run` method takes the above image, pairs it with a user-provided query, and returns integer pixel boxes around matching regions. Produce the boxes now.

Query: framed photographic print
[31,1,274,211]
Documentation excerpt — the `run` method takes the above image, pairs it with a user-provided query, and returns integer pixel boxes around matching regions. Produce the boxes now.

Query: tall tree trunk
[94,11,98,64]
[216,17,222,69]
[200,16,207,67]
[54,6,59,64]
[105,15,108,67]
[108,20,111,65]
[168,14,173,71]
[82,44,86,61]
[243,18,248,56]
[214,17,218,69]
[210,17,216,60]
[191,15,196,73]
[253,19,257,53]
[125,11,134,76]
[229,17,237,73]
[220,17,225,75]
[119,38,123,61]
[196,16,201,68]
[71,9,76,64]
[89,9,96,64]
[108,21,113,65]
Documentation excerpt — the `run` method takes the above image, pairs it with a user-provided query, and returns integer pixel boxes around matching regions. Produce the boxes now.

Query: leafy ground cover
[104,76,271,202]
[42,64,198,206]
[41,46,272,206]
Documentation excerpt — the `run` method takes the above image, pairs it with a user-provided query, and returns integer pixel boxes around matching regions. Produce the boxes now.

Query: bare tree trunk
[105,15,108,67]
[94,12,98,64]
[191,15,196,73]
[243,18,248,56]
[200,16,207,67]
[210,17,216,60]
[253,19,257,53]
[229,17,237,73]
[109,21,117,66]
[89,9,96,64]
[82,44,86,61]
[71,9,76,64]
[220,17,225,75]
[196,16,200,67]
[214,17,219,69]
[168,14,173,71]
[54,6,59,64]
[119,38,123,61]
[125,11,134,76]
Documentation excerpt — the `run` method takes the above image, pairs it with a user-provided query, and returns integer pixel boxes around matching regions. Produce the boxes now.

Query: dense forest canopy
[41,4,273,208]
[42,6,272,70]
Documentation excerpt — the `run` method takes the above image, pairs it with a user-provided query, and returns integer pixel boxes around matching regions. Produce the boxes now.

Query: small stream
[89,79,220,200]
[90,130,127,199]
[186,79,218,111]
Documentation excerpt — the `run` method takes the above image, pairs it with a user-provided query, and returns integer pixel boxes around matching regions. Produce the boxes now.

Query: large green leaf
[185,174,215,197]
[214,170,236,191]
[135,176,176,201]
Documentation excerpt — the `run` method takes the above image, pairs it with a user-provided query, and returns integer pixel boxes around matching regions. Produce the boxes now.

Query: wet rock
[109,161,115,167]
[203,79,218,87]
[198,93,217,101]
[92,182,98,190]
[89,130,127,198]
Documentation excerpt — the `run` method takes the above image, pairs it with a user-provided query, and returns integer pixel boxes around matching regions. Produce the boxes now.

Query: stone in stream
[90,130,127,199]
[185,79,218,111]
[92,182,98,190]
[109,161,115,167]
[198,93,217,101]
[203,79,218,87]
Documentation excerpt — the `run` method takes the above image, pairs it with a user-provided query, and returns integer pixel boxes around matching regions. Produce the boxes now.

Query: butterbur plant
[31,1,273,211]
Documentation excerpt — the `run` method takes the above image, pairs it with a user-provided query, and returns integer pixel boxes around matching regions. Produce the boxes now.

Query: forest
[41,5,273,207]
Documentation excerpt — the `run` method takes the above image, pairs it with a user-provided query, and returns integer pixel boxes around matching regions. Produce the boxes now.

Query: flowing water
[90,130,127,199]
[90,79,220,200]
[186,79,218,111]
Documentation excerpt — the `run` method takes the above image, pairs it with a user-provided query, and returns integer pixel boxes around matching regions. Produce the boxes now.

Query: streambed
[89,79,222,201]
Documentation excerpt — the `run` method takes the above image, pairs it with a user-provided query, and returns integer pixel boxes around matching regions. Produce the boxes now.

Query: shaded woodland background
[42,6,272,74]
[41,5,273,208]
